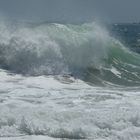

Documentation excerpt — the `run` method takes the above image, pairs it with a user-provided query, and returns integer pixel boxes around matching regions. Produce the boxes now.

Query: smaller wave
[18,117,87,139]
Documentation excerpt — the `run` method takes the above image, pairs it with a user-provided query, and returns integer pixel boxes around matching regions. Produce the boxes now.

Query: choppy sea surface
[0,22,140,140]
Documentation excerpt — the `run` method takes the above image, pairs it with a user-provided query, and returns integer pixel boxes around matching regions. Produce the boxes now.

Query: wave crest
[0,22,140,86]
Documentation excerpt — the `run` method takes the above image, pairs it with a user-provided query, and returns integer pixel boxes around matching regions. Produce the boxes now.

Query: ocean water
[0,22,140,140]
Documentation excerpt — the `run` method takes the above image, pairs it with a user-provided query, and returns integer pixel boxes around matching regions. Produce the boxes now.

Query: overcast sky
[0,0,139,23]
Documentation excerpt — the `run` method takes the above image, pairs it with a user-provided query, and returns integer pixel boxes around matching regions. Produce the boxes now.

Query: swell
[0,22,140,86]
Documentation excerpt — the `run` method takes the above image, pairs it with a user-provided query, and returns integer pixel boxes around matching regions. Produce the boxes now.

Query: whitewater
[0,21,140,140]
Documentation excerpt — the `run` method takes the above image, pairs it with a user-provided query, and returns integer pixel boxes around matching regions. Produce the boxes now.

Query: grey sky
[0,0,139,23]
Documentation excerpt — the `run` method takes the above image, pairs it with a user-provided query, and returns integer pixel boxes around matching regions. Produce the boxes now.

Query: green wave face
[86,42,140,86]
[0,22,140,86]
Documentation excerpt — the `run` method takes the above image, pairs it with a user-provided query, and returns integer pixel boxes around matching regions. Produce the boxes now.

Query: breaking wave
[0,21,140,86]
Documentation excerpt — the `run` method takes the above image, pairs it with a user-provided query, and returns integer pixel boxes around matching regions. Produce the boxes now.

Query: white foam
[110,67,121,78]
[0,70,140,139]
